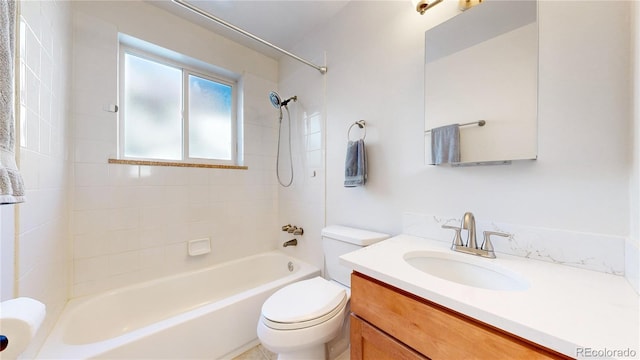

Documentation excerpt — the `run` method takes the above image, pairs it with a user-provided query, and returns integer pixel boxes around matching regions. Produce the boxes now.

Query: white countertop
[340,234,640,359]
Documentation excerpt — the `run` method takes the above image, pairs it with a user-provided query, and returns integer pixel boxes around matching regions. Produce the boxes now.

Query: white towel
[430,124,460,165]
[344,139,366,187]
[0,0,25,204]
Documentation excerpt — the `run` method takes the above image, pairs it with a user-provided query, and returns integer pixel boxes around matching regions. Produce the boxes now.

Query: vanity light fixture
[412,0,443,14]
[458,0,483,11]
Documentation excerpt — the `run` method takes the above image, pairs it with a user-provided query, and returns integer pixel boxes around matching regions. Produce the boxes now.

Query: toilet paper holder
[1,335,8,352]
[0,297,46,358]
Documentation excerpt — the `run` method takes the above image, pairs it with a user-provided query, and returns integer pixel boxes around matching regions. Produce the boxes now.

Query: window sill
[108,158,248,170]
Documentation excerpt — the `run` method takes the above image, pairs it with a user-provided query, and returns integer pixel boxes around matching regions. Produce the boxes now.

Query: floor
[233,344,350,360]
[233,344,276,360]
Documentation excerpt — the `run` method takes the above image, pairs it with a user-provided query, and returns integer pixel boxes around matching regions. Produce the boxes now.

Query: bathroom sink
[403,251,529,291]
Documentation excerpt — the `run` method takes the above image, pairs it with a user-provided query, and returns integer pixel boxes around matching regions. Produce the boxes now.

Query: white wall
[280,1,632,271]
[628,0,640,293]
[70,1,281,297]
[14,0,73,357]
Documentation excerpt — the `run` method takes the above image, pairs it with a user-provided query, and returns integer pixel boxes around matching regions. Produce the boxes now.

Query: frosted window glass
[124,53,182,160]
[188,74,232,160]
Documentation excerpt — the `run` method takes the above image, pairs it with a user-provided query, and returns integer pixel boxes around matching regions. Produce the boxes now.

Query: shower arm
[172,0,328,75]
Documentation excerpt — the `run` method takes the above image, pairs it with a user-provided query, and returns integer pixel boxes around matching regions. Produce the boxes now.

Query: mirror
[424,1,538,166]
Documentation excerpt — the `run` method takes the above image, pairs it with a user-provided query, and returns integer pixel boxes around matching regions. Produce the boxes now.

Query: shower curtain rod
[172,0,328,75]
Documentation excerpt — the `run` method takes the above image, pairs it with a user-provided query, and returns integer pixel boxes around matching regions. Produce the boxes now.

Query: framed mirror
[424,0,538,166]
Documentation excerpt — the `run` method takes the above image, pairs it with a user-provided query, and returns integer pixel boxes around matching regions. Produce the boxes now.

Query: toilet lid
[261,277,347,324]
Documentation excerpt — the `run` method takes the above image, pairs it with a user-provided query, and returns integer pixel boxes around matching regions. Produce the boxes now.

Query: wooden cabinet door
[351,272,570,360]
[350,314,428,360]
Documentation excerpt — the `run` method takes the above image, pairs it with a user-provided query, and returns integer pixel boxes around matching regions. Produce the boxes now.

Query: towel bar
[347,120,366,141]
[425,120,486,134]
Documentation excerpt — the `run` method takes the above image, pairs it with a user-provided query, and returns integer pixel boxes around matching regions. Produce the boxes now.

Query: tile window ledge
[108,159,248,170]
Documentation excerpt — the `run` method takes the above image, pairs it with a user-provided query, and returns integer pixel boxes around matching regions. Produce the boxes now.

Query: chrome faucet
[462,212,477,249]
[283,239,298,247]
[442,212,510,259]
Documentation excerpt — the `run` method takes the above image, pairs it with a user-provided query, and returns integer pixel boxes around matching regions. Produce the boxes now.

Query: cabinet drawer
[351,314,427,360]
[351,272,569,360]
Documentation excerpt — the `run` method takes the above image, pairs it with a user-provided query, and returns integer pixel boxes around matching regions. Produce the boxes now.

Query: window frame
[118,45,238,166]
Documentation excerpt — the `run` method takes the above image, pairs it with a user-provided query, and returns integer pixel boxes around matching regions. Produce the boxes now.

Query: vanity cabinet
[350,272,571,360]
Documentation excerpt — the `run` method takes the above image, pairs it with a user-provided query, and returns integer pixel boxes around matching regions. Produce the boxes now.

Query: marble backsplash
[402,212,627,276]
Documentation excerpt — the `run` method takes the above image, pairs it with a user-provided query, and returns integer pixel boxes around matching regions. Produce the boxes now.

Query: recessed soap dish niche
[188,238,211,256]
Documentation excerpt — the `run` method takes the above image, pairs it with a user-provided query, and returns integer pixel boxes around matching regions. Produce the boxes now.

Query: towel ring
[347,120,366,141]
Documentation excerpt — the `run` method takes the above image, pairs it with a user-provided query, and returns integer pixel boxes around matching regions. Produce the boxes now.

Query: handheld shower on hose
[269,91,281,109]
[268,91,297,187]
[269,91,297,109]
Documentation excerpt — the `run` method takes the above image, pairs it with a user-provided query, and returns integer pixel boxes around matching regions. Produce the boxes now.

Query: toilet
[257,225,389,360]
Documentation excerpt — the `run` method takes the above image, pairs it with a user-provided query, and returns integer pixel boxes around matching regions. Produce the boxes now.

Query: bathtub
[37,251,320,359]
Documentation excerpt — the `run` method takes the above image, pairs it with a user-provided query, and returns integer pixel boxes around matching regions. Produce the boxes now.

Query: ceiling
[150,0,351,59]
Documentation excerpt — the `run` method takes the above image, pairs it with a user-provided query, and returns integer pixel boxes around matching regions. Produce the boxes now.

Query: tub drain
[287,261,294,272]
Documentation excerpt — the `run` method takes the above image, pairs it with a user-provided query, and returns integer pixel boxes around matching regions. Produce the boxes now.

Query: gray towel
[0,0,24,204]
[344,139,366,187]
[430,124,460,165]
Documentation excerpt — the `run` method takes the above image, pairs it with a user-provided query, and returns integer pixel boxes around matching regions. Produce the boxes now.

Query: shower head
[269,91,281,109]
[269,91,297,108]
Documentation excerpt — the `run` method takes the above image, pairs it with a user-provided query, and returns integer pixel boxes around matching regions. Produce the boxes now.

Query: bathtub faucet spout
[283,239,298,247]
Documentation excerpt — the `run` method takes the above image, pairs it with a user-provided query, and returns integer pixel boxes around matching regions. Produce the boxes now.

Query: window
[120,48,237,165]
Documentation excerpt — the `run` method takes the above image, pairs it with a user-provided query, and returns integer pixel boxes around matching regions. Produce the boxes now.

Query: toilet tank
[321,225,390,287]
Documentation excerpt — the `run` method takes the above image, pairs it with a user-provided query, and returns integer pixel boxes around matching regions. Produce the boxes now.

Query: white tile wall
[16,0,72,357]
[70,8,280,297]
[277,58,327,271]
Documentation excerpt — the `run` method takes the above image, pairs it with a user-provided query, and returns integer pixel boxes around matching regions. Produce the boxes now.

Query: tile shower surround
[14,0,73,357]
[70,7,280,297]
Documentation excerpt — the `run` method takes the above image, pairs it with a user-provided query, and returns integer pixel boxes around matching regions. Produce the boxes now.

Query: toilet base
[257,278,352,360]
[276,344,325,360]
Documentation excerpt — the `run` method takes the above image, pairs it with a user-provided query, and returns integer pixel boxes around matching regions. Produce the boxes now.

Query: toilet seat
[261,277,347,330]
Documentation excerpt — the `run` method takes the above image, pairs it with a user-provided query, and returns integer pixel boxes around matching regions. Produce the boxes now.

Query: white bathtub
[37,251,320,359]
